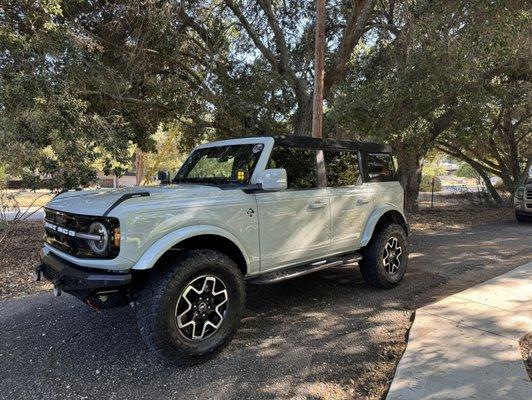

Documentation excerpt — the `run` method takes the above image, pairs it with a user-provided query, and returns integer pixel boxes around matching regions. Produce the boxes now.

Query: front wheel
[134,249,245,365]
[516,212,529,223]
[359,223,409,289]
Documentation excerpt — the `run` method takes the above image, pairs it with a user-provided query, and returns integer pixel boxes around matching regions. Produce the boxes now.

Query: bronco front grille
[526,188,532,201]
[44,209,120,259]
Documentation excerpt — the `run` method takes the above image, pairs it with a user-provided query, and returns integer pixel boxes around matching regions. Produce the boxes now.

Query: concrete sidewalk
[387,262,532,400]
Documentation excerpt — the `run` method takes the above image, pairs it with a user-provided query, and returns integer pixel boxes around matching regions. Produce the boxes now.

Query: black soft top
[269,135,392,153]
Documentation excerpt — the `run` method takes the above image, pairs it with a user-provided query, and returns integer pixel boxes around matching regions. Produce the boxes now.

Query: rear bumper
[36,249,132,307]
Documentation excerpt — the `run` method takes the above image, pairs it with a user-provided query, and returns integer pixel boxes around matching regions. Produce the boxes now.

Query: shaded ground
[520,333,532,381]
[0,210,531,399]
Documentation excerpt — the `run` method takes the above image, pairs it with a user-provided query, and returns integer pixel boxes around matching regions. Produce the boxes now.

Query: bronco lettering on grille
[44,221,76,237]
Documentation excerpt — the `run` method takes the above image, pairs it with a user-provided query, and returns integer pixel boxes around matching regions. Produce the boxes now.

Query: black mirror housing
[157,171,169,184]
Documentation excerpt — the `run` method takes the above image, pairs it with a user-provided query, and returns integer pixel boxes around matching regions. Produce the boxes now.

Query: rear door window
[268,146,318,189]
[324,151,360,187]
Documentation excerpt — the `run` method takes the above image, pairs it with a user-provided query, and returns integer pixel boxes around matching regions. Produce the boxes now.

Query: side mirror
[157,171,169,184]
[256,168,287,191]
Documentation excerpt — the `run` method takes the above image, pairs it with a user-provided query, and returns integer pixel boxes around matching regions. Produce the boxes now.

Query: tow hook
[85,298,101,312]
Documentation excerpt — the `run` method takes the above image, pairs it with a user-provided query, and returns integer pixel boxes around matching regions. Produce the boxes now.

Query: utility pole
[312,0,326,139]
[135,148,143,186]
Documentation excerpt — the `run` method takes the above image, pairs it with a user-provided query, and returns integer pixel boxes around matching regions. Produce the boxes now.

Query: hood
[45,185,220,216]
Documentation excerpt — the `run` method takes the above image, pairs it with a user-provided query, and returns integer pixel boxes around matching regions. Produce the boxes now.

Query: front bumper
[514,200,532,214]
[36,249,132,307]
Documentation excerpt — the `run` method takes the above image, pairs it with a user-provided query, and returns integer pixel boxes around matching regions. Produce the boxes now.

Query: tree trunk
[293,96,313,136]
[395,144,424,212]
[312,0,326,139]
[471,164,503,205]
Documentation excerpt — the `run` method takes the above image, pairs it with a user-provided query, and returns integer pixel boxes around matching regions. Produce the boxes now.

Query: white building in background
[96,172,137,188]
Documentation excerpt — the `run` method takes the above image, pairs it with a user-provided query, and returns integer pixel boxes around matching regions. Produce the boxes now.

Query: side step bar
[247,252,362,285]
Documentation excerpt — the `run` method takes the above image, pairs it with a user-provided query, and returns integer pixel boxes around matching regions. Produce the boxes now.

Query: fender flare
[360,204,408,248]
[131,225,251,272]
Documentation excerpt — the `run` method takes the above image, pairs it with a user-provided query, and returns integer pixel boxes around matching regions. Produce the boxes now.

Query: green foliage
[0,0,208,189]
[0,0,529,198]
[423,163,446,178]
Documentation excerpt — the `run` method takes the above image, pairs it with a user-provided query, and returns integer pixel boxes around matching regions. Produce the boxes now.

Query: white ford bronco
[37,136,409,364]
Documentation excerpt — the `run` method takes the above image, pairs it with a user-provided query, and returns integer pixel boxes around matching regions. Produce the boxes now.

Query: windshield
[174,143,264,185]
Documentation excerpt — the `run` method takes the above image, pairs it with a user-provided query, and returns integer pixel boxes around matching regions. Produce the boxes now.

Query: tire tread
[134,249,245,365]
[359,223,408,289]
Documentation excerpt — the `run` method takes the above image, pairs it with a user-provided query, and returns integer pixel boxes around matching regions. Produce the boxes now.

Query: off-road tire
[134,249,245,365]
[359,223,408,289]
[516,212,529,223]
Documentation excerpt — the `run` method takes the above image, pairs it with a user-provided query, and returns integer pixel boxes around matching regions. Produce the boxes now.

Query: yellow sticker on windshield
[236,170,246,181]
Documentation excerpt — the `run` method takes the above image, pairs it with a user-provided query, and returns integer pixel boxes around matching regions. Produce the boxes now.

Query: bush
[420,175,442,192]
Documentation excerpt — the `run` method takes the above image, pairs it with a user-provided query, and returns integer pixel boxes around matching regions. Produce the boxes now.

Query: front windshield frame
[173,143,265,185]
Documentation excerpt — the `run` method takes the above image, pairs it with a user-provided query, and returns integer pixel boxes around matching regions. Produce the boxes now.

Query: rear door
[324,150,374,253]
[359,151,401,218]
[255,146,331,272]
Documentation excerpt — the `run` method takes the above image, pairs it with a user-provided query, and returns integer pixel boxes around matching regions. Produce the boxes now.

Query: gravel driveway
[1,219,531,400]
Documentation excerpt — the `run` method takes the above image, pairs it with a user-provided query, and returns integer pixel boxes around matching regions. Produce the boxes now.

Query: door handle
[356,198,370,205]
[309,201,327,209]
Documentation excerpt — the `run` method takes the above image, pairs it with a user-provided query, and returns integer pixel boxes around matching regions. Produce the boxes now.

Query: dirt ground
[0,207,530,400]
[408,205,514,232]
[0,222,51,300]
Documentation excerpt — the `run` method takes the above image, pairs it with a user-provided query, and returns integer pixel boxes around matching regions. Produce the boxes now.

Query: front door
[256,146,331,272]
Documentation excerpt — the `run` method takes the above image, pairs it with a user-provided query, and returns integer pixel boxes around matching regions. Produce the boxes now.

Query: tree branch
[257,0,310,96]
[436,140,501,176]
[224,0,280,72]
[78,90,172,110]
[324,0,377,96]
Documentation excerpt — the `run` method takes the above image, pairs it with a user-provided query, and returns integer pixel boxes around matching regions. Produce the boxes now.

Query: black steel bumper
[36,250,132,308]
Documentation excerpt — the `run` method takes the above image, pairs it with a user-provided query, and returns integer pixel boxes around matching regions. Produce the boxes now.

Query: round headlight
[88,222,109,255]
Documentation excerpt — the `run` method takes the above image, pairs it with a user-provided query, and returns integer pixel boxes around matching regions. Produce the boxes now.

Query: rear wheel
[134,249,245,365]
[359,223,408,289]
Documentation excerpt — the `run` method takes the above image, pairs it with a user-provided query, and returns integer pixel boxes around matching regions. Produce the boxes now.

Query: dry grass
[10,190,53,208]
[0,221,51,299]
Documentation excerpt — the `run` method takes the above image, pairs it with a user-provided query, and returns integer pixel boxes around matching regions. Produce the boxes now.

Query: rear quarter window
[362,153,396,182]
